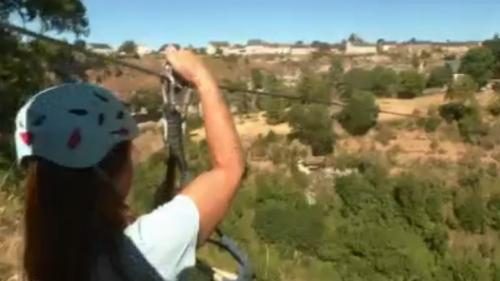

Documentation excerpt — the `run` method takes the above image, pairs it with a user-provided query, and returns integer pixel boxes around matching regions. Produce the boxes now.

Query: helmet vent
[68,109,88,116]
[98,113,105,126]
[93,91,109,102]
[32,115,46,126]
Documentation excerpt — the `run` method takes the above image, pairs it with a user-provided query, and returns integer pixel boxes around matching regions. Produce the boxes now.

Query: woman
[15,49,244,281]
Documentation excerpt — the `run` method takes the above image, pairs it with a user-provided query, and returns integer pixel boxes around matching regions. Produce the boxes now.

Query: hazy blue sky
[46,0,500,48]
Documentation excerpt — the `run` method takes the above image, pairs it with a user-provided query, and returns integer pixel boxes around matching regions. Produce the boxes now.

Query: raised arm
[165,48,244,243]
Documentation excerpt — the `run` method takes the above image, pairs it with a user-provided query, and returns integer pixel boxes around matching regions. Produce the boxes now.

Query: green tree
[341,68,374,94]
[457,107,488,143]
[223,79,251,114]
[427,65,453,88]
[487,196,500,230]
[336,90,379,136]
[118,40,138,55]
[0,0,89,143]
[411,54,421,69]
[459,47,495,87]
[393,175,444,230]
[438,102,473,123]
[296,72,331,102]
[454,194,487,233]
[398,70,426,98]
[288,104,334,155]
[253,172,324,254]
[482,34,500,78]
[328,55,344,88]
[487,96,500,116]
[251,68,264,90]
[74,39,86,49]
[446,74,478,101]
[371,66,400,97]
[260,74,290,124]
[0,0,89,35]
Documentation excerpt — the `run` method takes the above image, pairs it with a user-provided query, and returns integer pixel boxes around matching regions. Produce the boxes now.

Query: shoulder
[124,195,200,280]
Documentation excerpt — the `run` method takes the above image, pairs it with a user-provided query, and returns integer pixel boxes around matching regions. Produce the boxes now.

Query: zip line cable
[0,22,417,118]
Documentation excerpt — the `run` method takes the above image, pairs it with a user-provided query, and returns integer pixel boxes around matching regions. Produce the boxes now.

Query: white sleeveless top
[92,195,200,281]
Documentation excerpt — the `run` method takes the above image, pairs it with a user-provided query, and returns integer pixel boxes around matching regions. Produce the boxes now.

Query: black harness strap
[155,62,253,281]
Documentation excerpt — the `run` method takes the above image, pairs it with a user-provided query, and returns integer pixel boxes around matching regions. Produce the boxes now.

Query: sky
[27,0,500,49]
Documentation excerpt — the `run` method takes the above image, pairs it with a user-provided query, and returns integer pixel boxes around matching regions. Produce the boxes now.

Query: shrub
[438,102,473,123]
[436,256,491,281]
[445,74,478,101]
[296,72,331,102]
[423,226,448,255]
[457,110,488,143]
[487,196,500,230]
[393,175,444,230]
[269,144,286,165]
[374,124,396,145]
[341,68,374,92]
[427,66,453,88]
[454,194,487,233]
[253,172,325,254]
[487,97,500,116]
[457,166,483,190]
[486,162,498,177]
[254,203,324,254]
[459,47,495,87]
[129,89,162,119]
[336,90,379,136]
[418,116,442,133]
[288,104,335,155]
[371,66,400,97]
[489,122,500,143]
[493,82,500,94]
[398,70,426,99]
[336,174,384,216]
[479,136,496,151]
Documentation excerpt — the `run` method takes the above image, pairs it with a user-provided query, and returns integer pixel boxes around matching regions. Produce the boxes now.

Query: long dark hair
[23,141,132,281]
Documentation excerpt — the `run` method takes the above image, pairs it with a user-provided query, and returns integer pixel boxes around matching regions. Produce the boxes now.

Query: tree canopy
[336,90,379,135]
[0,0,89,137]
[251,68,265,90]
[398,70,426,99]
[371,66,400,97]
[0,0,89,35]
[287,104,334,155]
[446,74,478,101]
[460,47,495,87]
[427,65,453,88]
[118,40,138,55]
[482,34,500,78]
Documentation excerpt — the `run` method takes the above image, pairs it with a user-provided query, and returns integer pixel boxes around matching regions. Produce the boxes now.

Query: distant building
[136,45,153,56]
[377,40,398,53]
[436,41,482,54]
[330,44,343,54]
[206,41,230,55]
[400,39,434,55]
[244,42,291,55]
[88,43,114,55]
[290,46,316,56]
[344,34,377,55]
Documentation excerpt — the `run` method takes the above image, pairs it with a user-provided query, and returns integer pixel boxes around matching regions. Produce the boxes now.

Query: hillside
[3,42,500,281]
